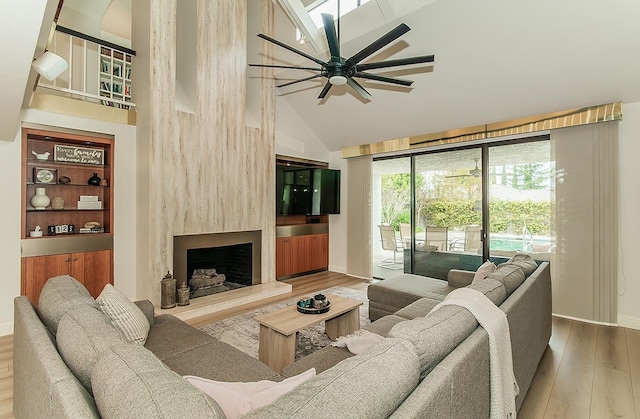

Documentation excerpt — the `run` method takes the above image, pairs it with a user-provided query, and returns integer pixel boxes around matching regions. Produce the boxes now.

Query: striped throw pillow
[97,284,150,345]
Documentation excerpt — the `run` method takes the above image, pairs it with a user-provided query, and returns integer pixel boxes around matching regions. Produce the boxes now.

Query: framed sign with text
[54,144,104,165]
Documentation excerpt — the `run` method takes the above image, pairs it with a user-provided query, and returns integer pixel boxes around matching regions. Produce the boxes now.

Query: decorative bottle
[30,187,50,210]
[88,173,102,186]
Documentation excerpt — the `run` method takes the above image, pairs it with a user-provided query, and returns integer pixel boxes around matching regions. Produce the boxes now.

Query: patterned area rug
[199,286,370,360]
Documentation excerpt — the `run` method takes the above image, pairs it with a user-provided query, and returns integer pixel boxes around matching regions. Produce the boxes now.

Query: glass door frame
[373,133,550,276]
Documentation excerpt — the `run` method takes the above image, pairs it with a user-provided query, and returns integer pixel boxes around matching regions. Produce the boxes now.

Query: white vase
[30,187,50,210]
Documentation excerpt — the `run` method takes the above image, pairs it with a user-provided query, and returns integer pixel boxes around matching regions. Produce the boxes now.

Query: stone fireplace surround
[167,230,292,320]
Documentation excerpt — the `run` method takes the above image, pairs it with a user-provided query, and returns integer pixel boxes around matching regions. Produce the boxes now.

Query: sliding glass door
[487,141,553,263]
[412,148,483,278]
[372,158,411,279]
[371,136,552,280]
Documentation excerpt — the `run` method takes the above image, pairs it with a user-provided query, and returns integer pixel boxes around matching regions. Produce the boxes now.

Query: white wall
[0,109,137,336]
[617,101,640,329]
[328,151,347,274]
[274,95,330,162]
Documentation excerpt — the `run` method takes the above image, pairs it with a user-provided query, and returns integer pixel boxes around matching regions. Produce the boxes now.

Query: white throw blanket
[429,288,519,419]
[331,330,385,354]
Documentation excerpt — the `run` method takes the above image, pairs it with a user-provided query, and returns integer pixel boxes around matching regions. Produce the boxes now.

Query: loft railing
[37,25,136,110]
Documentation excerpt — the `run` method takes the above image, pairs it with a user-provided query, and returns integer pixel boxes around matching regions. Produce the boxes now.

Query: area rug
[198,286,370,361]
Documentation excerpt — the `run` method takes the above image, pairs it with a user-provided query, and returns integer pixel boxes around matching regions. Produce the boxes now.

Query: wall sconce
[32,51,68,81]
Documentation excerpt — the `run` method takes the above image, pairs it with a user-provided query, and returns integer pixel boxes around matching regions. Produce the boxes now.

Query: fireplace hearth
[174,231,261,299]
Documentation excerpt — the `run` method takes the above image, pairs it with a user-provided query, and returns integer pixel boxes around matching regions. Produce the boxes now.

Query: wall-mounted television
[276,167,340,215]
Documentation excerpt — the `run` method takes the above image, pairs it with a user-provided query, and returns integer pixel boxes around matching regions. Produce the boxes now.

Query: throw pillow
[96,284,150,345]
[472,260,497,283]
[184,368,316,418]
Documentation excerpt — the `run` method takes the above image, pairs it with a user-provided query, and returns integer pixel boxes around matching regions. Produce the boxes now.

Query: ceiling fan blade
[257,33,327,67]
[356,55,435,71]
[347,78,372,100]
[321,14,341,60]
[354,72,413,86]
[249,64,323,71]
[318,82,333,99]
[277,74,324,88]
[345,23,411,67]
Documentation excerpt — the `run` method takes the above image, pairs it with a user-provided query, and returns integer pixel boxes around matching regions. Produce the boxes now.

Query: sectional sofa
[13,255,551,418]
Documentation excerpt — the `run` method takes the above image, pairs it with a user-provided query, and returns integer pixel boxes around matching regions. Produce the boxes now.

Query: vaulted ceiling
[258,0,640,152]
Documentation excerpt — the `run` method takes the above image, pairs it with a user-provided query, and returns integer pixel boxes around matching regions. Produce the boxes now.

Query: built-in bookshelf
[99,46,132,109]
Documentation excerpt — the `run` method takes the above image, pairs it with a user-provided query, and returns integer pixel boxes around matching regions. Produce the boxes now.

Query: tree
[380,173,410,226]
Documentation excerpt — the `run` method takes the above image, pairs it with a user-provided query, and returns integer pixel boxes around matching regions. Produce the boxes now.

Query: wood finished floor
[1,271,639,418]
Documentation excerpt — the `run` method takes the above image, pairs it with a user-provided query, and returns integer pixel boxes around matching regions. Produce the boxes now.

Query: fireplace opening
[186,243,252,298]
[174,230,262,300]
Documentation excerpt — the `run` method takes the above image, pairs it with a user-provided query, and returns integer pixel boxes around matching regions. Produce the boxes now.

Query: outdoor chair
[425,226,448,251]
[449,225,483,252]
[378,225,404,268]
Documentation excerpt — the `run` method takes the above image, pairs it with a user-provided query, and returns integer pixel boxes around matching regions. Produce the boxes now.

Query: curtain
[346,155,372,278]
[551,121,618,323]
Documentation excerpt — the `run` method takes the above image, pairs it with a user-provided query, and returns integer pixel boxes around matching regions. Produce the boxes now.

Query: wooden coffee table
[254,293,362,373]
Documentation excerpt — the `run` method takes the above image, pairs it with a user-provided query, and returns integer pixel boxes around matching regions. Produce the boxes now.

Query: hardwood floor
[1,271,638,418]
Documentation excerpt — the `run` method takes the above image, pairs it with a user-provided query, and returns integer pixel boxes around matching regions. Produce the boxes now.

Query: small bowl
[29,230,43,237]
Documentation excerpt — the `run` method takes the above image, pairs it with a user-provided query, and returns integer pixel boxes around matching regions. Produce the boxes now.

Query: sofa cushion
[242,339,420,418]
[97,284,150,345]
[368,274,453,315]
[486,264,526,296]
[38,275,96,335]
[92,343,225,418]
[467,277,507,306]
[389,305,477,379]
[56,304,126,392]
[394,297,441,319]
[500,251,538,276]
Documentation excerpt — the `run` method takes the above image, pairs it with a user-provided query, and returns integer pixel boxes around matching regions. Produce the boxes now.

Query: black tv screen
[276,167,340,215]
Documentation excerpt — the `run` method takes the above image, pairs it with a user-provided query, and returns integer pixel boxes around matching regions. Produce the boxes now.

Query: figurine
[32,151,51,160]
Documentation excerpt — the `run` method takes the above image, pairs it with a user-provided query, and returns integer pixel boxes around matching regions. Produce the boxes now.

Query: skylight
[307,0,370,28]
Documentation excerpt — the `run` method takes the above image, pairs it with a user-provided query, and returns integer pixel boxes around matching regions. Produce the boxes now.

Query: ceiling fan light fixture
[329,75,347,85]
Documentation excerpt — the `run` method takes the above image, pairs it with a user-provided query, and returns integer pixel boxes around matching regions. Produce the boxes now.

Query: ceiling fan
[445,158,482,179]
[249,11,434,100]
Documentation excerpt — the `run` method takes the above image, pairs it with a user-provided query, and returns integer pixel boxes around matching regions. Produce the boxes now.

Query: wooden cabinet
[21,127,114,304]
[21,250,112,303]
[276,232,328,279]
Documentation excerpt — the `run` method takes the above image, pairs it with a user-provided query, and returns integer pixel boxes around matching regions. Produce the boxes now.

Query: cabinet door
[292,235,311,273]
[276,237,293,278]
[21,254,72,304]
[72,250,112,298]
[307,233,329,271]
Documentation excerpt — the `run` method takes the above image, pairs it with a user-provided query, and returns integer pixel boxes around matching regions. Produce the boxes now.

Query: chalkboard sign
[54,144,104,165]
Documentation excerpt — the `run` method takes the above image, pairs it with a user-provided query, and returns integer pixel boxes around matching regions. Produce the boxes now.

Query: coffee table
[254,293,362,373]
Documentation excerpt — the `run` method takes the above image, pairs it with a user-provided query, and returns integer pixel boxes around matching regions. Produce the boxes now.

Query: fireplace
[173,231,261,298]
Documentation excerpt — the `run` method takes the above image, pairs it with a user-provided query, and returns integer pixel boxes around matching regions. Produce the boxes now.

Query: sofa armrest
[447,270,474,288]
[134,300,155,326]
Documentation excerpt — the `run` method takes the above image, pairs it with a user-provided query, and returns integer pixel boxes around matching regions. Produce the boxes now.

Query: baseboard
[552,313,617,327]
[328,264,346,274]
[0,322,13,336]
[617,315,640,330]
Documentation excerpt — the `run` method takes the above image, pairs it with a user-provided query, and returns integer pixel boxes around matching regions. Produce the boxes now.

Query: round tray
[296,300,330,314]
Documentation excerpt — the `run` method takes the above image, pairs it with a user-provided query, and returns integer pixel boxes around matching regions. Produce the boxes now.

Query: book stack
[78,195,102,210]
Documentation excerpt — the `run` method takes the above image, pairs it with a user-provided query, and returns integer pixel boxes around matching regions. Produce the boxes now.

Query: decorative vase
[30,187,50,210]
[160,271,177,309]
[51,196,65,210]
[88,173,101,186]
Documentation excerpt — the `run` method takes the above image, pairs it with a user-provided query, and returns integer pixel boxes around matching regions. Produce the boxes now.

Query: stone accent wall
[132,0,275,303]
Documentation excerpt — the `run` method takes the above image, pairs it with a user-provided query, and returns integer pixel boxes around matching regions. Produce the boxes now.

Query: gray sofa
[14,257,551,418]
